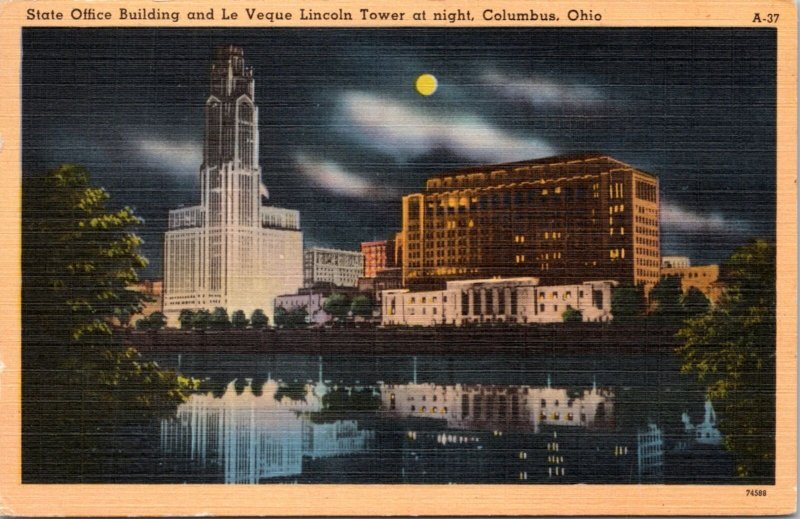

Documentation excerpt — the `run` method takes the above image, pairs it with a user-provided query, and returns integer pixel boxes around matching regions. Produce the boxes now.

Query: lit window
[544,232,549,239]
[542,189,548,195]
[555,187,561,194]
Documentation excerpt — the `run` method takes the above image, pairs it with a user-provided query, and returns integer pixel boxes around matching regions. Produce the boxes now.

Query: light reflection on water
[155,353,734,484]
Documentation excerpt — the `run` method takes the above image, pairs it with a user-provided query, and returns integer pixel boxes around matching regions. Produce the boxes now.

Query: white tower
[163,45,303,325]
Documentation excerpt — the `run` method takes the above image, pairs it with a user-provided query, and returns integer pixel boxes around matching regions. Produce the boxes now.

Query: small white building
[661,256,691,269]
[381,277,616,326]
[273,292,331,326]
[303,247,364,288]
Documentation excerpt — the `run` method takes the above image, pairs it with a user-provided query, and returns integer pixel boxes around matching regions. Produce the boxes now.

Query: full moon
[415,73,438,96]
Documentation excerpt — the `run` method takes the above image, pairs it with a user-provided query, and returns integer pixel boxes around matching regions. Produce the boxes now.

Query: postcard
[0,0,796,516]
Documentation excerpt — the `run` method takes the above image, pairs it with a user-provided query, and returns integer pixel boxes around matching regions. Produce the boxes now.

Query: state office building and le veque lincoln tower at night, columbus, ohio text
[163,46,303,325]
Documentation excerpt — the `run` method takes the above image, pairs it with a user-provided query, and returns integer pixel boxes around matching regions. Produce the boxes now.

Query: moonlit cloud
[135,137,202,174]
[295,153,398,200]
[481,71,604,108]
[339,91,555,163]
[661,200,748,233]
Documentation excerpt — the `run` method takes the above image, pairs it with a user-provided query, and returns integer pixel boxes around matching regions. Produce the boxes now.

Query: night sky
[23,28,776,278]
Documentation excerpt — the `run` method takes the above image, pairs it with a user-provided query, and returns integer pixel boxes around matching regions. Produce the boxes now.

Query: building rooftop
[423,152,657,191]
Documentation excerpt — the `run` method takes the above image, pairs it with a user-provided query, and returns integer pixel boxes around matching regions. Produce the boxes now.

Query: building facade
[400,153,660,289]
[379,381,615,435]
[381,277,616,327]
[273,291,331,326]
[660,263,721,303]
[361,239,398,278]
[303,247,364,288]
[661,256,691,269]
[163,46,303,325]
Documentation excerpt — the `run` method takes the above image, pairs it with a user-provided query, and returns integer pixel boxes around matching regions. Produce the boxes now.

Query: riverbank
[126,322,682,355]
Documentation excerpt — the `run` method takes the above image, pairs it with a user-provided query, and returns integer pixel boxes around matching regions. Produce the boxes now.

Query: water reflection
[155,354,735,484]
[380,379,613,434]
[160,379,374,483]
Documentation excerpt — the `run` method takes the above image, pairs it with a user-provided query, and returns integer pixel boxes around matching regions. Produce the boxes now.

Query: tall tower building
[163,45,303,325]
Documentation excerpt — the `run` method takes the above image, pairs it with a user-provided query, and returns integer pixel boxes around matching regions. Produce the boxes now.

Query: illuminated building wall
[303,247,364,288]
[381,277,616,326]
[163,46,303,325]
[400,153,660,289]
[380,382,615,434]
[660,264,721,303]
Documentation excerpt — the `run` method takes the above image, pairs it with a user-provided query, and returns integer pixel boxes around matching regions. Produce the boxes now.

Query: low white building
[273,292,331,326]
[381,277,616,326]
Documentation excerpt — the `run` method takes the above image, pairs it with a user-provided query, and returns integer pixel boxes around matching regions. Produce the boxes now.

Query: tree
[350,294,374,319]
[610,282,645,321]
[147,311,167,331]
[192,309,211,331]
[178,309,195,330]
[231,310,249,330]
[21,165,196,481]
[323,293,351,322]
[650,275,684,319]
[682,287,710,317]
[250,309,269,329]
[676,240,775,481]
[275,306,308,328]
[134,317,150,330]
[209,307,231,331]
[562,306,583,322]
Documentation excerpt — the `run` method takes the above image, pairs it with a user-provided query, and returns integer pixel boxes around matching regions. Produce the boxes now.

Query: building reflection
[379,379,615,434]
[160,379,374,483]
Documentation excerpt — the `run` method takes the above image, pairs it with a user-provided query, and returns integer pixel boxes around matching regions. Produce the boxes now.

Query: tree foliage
[562,306,583,322]
[323,293,351,322]
[250,309,269,329]
[650,275,684,318]
[350,294,374,318]
[178,309,194,330]
[192,309,211,331]
[274,306,308,328]
[676,240,775,481]
[610,282,646,321]
[209,307,231,331]
[22,165,197,481]
[231,310,249,330]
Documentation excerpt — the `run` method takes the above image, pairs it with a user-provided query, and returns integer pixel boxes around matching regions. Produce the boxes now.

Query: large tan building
[400,153,660,289]
[660,263,722,303]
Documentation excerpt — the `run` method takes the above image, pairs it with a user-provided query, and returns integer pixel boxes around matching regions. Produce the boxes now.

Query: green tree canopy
[147,311,167,331]
[21,165,197,481]
[178,309,195,330]
[22,164,149,342]
[231,310,249,329]
[676,240,775,481]
[682,287,710,317]
[610,282,646,321]
[192,309,211,331]
[562,306,583,322]
[209,307,231,330]
[250,309,269,329]
[350,294,373,318]
[323,293,351,322]
[650,275,684,318]
[275,306,308,328]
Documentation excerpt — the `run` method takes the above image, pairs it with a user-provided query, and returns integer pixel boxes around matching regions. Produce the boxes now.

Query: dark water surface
[107,352,737,484]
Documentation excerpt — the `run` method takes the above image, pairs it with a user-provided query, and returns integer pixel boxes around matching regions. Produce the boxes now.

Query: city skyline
[22,28,776,277]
